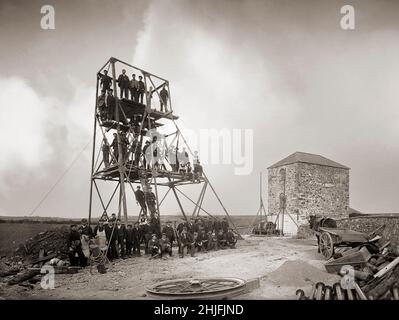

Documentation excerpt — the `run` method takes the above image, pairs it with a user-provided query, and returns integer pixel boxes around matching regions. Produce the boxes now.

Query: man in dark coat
[97,90,107,120]
[217,229,227,249]
[115,219,127,259]
[129,74,139,101]
[105,220,118,260]
[68,225,87,267]
[78,218,93,238]
[159,85,169,112]
[162,221,175,244]
[148,234,160,258]
[139,221,152,254]
[138,75,145,104]
[134,186,147,215]
[132,222,141,256]
[99,69,112,92]
[102,137,110,168]
[117,69,130,99]
[224,228,237,249]
[111,133,119,163]
[106,89,116,120]
[125,224,133,256]
[179,227,194,258]
[159,233,172,258]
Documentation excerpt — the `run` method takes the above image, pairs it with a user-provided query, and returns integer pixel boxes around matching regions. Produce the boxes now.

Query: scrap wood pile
[296,239,399,300]
[1,226,79,289]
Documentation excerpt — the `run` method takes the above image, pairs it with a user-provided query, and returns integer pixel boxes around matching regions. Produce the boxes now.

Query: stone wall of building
[336,215,399,255]
[295,163,349,219]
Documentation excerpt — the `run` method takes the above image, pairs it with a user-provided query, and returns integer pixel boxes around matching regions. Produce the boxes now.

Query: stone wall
[296,163,349,219]
[337,215,399,255]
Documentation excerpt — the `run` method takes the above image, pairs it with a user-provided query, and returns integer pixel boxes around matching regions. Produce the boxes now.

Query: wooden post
[88,74,99,227]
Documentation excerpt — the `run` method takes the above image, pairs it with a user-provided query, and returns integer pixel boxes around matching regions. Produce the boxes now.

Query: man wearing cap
[224,228,237,249]
[111,133,119,163]
[68,225,87,267]
[134,186,147,215]
[129,74,139,101]
[78,218,93,238]
[115,219,127,259]
[132,222,141,256]
[106,89,116,120]
[159,85,169,112]
[138,75,145,104]
[148,234,160,258]
[179,227,194,258]
[125,224,133,257]
[117,69,130,99]
[99,69,112,92]
[97,90,107,120]
[162,221,175,244]
[159,233,172,258]
[105,220,118,260]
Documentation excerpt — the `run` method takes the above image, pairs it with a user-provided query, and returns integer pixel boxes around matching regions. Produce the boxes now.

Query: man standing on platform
[138,75,145,104]
[106,89,116,121]
[160,85,169,112]
[129,74,139,101]
[117,69,130,99]
[99,69,112,92]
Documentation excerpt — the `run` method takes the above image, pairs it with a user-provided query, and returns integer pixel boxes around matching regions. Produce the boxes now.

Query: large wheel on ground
[320,232,334,259]
[146,277,246,300]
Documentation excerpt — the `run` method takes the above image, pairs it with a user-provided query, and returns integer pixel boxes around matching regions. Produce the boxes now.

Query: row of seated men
[97,69,169,112]
[67,215,237,266]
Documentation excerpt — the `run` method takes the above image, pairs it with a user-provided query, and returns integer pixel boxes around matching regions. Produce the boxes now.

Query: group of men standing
[97,68,169,112]
[67,215,237,266]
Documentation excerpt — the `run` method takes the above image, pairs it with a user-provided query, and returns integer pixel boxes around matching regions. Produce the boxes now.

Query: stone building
[267,152,350,226]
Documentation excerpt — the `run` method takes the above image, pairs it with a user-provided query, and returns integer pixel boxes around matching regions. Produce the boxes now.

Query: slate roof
[268,151,349,169]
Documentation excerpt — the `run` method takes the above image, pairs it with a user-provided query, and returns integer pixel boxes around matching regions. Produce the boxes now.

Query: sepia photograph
[0,0,398,311]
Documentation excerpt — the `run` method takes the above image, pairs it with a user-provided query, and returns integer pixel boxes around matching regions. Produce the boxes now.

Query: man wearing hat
[111,133,119,163]
[148,233,160,258]
[97,90,107,120]
[134,186,147,215]
[99,69,112,92]
[78,218,93,238]
[162,221,175,244]
[129,74,139,101]
[68,225,87,267]
[137,75,145,104]
[159,233,172,258]
[117,69,130,99]
[106,88,116,120]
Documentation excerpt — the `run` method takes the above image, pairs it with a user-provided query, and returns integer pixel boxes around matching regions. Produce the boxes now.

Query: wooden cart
[318,227,369,259]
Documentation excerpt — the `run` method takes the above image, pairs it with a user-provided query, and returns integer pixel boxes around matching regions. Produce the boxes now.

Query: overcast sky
[0,0,398,218]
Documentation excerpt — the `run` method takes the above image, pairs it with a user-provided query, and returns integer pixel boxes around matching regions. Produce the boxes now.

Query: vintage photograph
[0,0,398,304]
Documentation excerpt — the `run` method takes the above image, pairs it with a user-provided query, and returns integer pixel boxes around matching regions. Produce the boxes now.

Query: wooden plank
[374,257,399,278]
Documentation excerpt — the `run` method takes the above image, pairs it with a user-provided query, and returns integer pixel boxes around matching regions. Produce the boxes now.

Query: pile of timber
[1,226,78,288]
[15,226,70,260]
[296,241,399,300]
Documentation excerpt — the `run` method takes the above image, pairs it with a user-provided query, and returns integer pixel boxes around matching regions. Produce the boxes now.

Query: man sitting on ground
[217,229,227,249]
[159,233,172,259]
[225,228,237,249]
[148,234,160,258]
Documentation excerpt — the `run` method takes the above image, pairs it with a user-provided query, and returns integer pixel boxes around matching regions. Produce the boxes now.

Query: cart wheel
[320,232,334,259]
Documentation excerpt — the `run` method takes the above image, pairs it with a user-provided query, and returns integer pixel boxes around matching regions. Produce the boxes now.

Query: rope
[29,140,91,216]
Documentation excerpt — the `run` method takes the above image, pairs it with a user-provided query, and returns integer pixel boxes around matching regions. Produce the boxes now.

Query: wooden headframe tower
[88,57,240,236]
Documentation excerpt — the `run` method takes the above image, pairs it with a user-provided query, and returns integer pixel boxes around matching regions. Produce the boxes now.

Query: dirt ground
[0,236,340,300]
